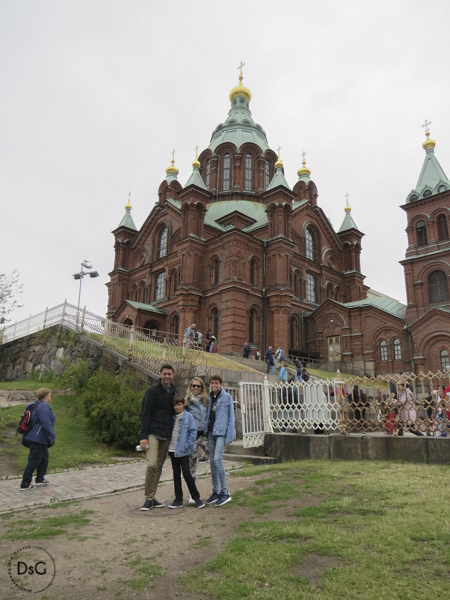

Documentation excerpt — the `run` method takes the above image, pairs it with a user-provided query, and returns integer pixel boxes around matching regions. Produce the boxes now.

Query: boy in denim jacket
[168,394,205,509]
[204,375,235,507]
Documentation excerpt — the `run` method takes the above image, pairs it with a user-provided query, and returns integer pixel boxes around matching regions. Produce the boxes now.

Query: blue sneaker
[168,499,183,509]
[215,493,232,507]
[206,492,220,505]
[195,498,205,509]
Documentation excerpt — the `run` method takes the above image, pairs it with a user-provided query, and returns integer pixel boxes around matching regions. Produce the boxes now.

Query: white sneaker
[188,497,196,505]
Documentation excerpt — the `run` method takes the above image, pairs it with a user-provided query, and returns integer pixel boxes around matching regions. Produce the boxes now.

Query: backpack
[302,370,310,382]
[17,401,41,436]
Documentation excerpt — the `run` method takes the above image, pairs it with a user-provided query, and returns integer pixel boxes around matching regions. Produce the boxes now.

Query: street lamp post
[73,260,99,327]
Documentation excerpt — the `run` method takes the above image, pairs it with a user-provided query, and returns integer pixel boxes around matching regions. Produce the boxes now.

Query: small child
[168,394,205,509]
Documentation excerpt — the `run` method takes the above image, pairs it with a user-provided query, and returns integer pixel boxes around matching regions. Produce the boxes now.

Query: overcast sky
[1,0,450,324]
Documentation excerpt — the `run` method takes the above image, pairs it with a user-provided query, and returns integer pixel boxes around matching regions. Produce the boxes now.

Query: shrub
[59,360,91,393]
[81,369,144,450]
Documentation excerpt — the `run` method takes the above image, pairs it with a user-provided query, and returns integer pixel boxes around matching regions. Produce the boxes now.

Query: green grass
[1,510,93,541]
[0,393,133,474]
[183,460,450,599]
[0,380,60,391]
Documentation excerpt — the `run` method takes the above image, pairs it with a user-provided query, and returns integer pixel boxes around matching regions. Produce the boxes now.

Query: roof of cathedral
[297,155,311,184]
[338,199,360,233]
[267,163,290,191]
[344,291,406,320]
[184,162,208,190]
[208,75,269,154]
[406,129,450,202]
[207,200,268,228]
[125,301,167,314]
[117,194,137,230]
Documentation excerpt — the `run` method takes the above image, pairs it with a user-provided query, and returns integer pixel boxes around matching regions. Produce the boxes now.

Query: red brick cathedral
[107,76,450,375]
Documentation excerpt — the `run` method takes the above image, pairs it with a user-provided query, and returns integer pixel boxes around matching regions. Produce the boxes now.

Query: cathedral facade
[106,76,450,376]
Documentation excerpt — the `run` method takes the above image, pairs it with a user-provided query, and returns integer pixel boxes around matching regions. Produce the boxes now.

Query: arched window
[428,270,449,303]
[393,338,402,360]
[305,228,316,262]
[250,260,256,285]
[437,214,449,241]
[380,340,387,361]
[134,285,139,302]
[441,350,450,373]
[214,260,219,285]
[154,272,165,302]
[157,227,168,259]
[222,153,230,191]
[171,314,179,337]
[205,160,210,189]
[173,272,178,294]
[416,220,427,246]
[306,273,317,303]
[294,273,299,297]
[245,153,252,191]
[212,308,219,339]
[249,310,256,344]
[265,160,270,189]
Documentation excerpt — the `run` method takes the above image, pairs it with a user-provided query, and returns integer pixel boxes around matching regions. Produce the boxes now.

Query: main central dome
[208,75,269,154]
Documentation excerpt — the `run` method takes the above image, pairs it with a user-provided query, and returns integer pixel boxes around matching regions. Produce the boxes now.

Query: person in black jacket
[139,364,177,510]
[348,385,369,432]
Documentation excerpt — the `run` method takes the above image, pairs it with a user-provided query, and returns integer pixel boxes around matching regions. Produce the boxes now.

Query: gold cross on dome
[195,145,199,160]
[237,61,246,78]
[128,191,131,202]
[171,149,176,164]
[422,119,432,134]
[277,145,282,158]
[301,151,307,165]
[345,193,349,202]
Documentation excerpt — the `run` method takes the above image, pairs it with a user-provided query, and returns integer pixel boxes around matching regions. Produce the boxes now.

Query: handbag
[46,438,55,448]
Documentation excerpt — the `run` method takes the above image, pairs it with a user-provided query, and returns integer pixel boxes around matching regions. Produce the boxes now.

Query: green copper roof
[267,166,291,191]
[207,200,267,223]
[338,209,360,233]
[344,290,406,320]
[126,301,167,314]
[184,165,208,190]
[406,146,450,202]
[117,209,137,231]
[208,94,269,153]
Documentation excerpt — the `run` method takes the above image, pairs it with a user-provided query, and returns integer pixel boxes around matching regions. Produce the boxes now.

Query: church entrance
[328,336,341,362]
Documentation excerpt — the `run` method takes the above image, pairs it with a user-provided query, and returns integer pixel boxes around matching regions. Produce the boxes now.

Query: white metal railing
[0,301,204,376]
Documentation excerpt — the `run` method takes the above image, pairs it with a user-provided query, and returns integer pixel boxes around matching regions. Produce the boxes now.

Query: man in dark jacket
[243,342,251,359]
[139,364,177,510]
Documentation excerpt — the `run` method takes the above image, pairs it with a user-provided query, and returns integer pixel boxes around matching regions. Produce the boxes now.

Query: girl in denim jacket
[204,375,235,507]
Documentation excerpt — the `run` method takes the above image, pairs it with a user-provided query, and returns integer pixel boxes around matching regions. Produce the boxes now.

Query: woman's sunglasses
[191,384,202,389]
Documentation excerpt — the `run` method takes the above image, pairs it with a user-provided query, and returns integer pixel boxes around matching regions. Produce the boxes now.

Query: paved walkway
[0,459,243,515]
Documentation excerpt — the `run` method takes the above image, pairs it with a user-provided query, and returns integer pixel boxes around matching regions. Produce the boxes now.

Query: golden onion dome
[422,131,436,151]
[166,159,179,175]
[229,74,252,103]
[344,198,351,212]
[125,192,132,211]
[297,159,311,178]
[192,145,200,168]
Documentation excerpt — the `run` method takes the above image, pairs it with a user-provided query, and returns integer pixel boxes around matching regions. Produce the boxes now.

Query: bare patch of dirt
[0,474,264,600]
[292,554,347,588]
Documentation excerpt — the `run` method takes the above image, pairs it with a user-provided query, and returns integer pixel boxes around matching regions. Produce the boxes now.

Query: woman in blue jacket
[204,375,235,507]
[185,377,210,503]
[20,388,56,490]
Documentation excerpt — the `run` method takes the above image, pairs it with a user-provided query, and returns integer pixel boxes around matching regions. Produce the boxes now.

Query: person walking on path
[278,365,287,382]
[139,364,177,510]
[183,324,196,349]
[185,377,210,504]
[167,394,205,509]
[20,388,56,490]
[275,346,285,367]
[204,375,235,507]
[265,346,273,374]
[243,342,251,359]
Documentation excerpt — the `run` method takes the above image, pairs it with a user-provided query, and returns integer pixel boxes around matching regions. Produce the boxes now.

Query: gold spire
[422,120,436,151]
[192,144,200,168]
[229,61,252,103]
[344,193,351,212]
[125,191,132,211]
[274,145,283,169]
[297,151,311,177]
[166,149,179,175]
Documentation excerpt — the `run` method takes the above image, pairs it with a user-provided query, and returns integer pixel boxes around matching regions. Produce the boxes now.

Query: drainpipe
[263,240,267,351]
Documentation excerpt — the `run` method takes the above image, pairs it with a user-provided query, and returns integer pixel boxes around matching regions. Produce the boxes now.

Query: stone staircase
[224,439,280,465]
[221,353,297,380]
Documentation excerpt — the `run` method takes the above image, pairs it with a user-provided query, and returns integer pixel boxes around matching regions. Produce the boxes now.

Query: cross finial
[125,191,132,210]
[195,145,199,160]
[128,191,131,202]
[276,145,282,159]
[422,119,432,134]
[301,150,307,166]
[171,149,176,165]
[237,61,245,81]
[344,193,351,212]
[345,192,349,202]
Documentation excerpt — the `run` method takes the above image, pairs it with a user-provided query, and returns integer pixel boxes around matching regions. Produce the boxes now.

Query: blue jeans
[208,433,227,495]
[21,442,49,488]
